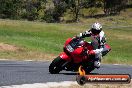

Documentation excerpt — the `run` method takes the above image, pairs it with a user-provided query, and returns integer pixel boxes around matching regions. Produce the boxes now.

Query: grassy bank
[0,12,132,64]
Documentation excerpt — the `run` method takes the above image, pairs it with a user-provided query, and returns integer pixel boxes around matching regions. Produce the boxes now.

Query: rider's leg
[94,53,102,68]
[94,44,111,68]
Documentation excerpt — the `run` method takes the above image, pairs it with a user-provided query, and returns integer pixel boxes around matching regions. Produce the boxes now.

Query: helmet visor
[91,28,101,35]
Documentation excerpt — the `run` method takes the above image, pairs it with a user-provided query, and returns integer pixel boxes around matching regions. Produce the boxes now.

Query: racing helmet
[91,22,102,35]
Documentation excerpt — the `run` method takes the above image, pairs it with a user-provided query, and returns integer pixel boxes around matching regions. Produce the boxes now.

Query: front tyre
[49,56,65,74]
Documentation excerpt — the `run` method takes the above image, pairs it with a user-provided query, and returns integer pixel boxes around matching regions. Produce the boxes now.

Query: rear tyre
[85,66,95,74]
[82,62,95,74]
[49,56,65,74]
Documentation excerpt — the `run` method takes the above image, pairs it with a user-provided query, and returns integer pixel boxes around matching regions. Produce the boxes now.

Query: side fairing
[72,47,84,63]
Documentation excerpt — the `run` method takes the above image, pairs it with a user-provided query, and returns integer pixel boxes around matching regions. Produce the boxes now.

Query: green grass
[0,20,79,60]
[0,17,132,64]
[103,27,132,64]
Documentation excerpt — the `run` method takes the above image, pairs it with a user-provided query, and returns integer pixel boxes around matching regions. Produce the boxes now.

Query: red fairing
[73,47,83,55]
[64,38,72,46]
[86,43,93,51]
[105,44,111,51]
[59,38,72,61]
[72,47,84,63]
[60,52,71,61]
[60,37,95,63]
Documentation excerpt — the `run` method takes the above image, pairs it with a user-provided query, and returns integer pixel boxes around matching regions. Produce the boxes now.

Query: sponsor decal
[76,66,131,85]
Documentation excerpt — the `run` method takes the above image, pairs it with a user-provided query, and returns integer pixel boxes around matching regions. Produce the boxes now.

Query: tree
[25,0,47,21]
[0,0,23,19]
[0,0,47,20]
[104,0,128,15]
[52,0,67,22]
[65,0,84,22]
[71,0,82,22]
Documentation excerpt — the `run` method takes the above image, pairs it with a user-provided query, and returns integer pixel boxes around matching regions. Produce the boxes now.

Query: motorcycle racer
[78,22,111,68]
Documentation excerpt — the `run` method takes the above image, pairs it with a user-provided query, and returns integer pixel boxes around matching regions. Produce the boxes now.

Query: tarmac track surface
[0,61,132,86]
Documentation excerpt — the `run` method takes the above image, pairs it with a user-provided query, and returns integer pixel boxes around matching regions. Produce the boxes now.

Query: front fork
[59,52,79,71]
[59,52,71,61]
[59,52,71,70]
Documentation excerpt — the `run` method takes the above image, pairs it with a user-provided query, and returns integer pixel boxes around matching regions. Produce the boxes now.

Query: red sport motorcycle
[49,37,110,74]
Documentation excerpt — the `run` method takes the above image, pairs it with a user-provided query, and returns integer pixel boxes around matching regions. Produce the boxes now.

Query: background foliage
[0,0,131,22]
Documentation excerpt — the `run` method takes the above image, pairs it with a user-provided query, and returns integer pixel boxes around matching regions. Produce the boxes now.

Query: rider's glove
[73,35,81,39]
[88,50,95,55]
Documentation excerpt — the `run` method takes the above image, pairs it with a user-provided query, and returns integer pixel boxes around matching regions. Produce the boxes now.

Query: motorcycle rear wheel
[49,56,65,74]
[85,67,95,74]
[82,62,95,74]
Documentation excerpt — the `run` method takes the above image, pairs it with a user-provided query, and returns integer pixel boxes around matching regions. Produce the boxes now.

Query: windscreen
[69,38,84,49]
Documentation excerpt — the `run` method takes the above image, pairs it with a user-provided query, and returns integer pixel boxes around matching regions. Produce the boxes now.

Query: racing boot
[94,60,101,69]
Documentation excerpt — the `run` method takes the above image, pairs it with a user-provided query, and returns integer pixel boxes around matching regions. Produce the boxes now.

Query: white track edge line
[0,81,77,88]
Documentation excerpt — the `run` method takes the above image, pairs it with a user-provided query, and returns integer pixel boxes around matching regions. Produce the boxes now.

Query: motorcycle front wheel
[49,56,66,74]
